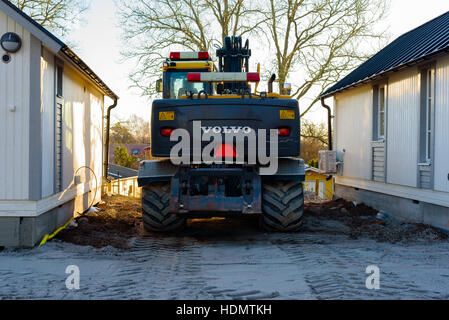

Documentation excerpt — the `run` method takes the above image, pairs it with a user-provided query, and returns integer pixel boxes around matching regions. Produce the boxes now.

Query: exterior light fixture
[1,32,22,53]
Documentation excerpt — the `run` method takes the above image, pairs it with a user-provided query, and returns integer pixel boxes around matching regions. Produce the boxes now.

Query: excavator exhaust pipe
[268,74,276,93]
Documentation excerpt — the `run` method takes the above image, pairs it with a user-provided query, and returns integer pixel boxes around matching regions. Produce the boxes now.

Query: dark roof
[321,10,449,97]
[108,164,138,179]
[1,0,118,100]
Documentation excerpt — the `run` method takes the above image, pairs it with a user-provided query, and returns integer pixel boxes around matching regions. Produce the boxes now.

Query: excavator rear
[137,36,305,232]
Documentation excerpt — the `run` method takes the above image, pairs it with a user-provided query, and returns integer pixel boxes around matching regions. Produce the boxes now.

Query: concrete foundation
[335,184,449,231]
[0,189,99,248]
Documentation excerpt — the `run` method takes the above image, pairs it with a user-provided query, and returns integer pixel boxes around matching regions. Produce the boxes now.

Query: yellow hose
[38,217,75,247]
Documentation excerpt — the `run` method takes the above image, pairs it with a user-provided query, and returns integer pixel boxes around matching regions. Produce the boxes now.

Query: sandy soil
[0,195,448,300]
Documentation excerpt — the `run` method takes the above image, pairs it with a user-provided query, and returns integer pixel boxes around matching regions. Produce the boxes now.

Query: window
[378,85,386,139]
[421,68,435,163]
[56,65,63,97]
[165,72,210,99]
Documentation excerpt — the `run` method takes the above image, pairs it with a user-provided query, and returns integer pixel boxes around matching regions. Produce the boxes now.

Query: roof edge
[320,47,449,98]
[61,47,119,100]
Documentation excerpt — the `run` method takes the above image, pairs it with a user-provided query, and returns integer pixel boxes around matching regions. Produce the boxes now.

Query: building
[108,164,138,180]
[321,11,449,230]
[0,0,118,247]
[303,166,333,200]
[109,144,151,163]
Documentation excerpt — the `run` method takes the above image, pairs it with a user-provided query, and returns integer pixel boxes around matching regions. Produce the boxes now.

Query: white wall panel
[61,65,104,191]
[41,48,55,198]
[0,10,30,200]
[386,68,420,188]
[334,85,373,180]
[434,55,449,193]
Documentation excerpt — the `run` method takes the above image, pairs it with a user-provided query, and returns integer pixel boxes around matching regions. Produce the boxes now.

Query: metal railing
[103,176,141,198]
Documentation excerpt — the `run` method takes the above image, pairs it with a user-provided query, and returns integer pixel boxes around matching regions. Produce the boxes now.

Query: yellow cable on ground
[38,217,75,247]
[39,166,98,247]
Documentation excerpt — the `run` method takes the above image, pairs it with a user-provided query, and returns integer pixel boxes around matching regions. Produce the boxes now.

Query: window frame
[54,59,64,192]
[419,65,436,165]
[377,85,386,140]
[424,68,434,163]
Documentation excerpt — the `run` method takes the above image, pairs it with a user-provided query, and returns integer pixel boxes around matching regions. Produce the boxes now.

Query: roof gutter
[321,97,333,151]
[104,98,118,181]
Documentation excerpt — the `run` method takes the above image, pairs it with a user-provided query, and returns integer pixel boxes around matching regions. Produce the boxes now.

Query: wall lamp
[1,32,22,53]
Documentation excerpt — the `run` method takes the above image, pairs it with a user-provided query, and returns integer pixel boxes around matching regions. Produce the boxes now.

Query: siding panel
[372,142,385,182]
[434,55,449,192]
[334,85,373,180]
[41,48,55,197]
[61,65,104,193]
[0,11,30,200]
[386,68,420,187]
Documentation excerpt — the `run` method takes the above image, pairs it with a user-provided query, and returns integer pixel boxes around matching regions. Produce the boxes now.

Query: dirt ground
[56,196,144,249]
[3,195,449,300]
[55,195,447,249]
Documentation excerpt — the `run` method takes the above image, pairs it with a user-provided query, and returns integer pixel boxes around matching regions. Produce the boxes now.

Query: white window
[425,69,434,163]
[378,85,386,139]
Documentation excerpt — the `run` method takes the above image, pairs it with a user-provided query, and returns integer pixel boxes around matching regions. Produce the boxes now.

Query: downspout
[321,97,333,151]
[104,98,118,181]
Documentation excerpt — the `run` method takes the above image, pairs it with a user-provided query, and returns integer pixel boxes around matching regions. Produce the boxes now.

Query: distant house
[0,0,118,246]
[108,164,138,180]
[321,12,449,230]
[109,144,150,163]
[303,166,333,200]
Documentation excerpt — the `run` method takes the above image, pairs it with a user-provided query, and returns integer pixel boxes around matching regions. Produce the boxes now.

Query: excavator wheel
[141,182,186,232]
[261,181,304,232]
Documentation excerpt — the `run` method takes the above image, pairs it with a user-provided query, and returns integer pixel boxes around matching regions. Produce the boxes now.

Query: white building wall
[61,64,104,196]
[334,85,373,180]
[0,10,30,200]
[41,48,55,198]
[386,67,420,188]
[434,55,449,193]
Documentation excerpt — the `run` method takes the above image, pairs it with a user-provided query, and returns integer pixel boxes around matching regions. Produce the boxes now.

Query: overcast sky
[68,0,449,124]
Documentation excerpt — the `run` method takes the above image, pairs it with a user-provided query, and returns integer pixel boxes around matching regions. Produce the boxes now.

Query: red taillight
[247,72,261,82]
[198,52,210,59]
[160,128,174,137]
[278,127,291,136]
[214,144,237,159]
[187,73,201,82]
[169,52,180,60]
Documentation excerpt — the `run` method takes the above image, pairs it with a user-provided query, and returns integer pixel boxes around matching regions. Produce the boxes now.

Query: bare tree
[117,0,262,96]
[301,119,328,146]
[10,0,90,37]
[118,0,389,118]
[263,0,388,116]
[127,115,151,144]
[300,119,328,164]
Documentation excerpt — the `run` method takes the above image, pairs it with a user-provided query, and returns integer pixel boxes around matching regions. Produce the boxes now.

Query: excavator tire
[261,180,304,232]
[142,182,185,232]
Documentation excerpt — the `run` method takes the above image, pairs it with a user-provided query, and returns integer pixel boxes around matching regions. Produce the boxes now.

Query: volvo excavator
[137,36,305,232]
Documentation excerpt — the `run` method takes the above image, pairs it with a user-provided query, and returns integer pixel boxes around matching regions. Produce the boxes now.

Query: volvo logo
[201,126,253,134]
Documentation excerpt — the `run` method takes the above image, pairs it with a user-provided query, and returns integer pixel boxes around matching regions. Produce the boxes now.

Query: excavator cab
[157,51,213,99]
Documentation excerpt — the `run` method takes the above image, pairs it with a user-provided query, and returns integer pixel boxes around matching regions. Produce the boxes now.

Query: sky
[67,0,449,124]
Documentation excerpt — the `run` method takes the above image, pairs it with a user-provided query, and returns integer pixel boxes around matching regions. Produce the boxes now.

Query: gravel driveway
[0,197,448,300]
